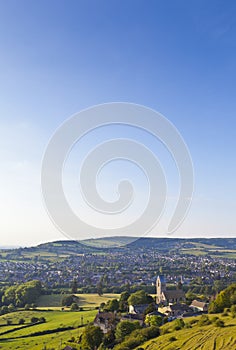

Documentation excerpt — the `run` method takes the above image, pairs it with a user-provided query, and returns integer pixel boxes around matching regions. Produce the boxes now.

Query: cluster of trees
[100,290,155,314]
[61,294,80,311]
[80,321,160,350]
[0,280,42,308]
[208,283,236,313]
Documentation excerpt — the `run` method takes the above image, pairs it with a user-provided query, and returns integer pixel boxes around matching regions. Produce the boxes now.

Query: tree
[31,317,39,324]
[145,315,162,327]
[71,303,79,311]
[1,306,8,314]
[105,299,119,312]
[209,283,236,313]
[115,321,140,341]
[3,280,42,308]
[61,295,78,307]
[144,303,156,315]
[81,325,103,350]
[8,303,15,313]
[71,279,78,294]
[24,304,30,310]
[119,292,130,312]
[97,281,103,296]
[18,318,25,325]
[128,290,154,306]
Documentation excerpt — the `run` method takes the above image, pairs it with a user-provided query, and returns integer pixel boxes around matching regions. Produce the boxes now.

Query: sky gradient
[0,0,236,246]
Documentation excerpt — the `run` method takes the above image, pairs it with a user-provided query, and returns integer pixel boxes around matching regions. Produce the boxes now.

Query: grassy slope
[0,309,96,349]
[137,314,236,350]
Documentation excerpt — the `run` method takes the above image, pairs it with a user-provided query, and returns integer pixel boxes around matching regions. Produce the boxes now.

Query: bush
[141,326,160,339]
[174,318,185,330]
[61,295,75,307]
[214,319,224,327]
[31,317,39,324]
[189,319,198,325]
[211,316,219,323]
[169,336,177,341]
[18,318,25,325]
[198,315,211,326]
[221,312,228,317]
[184,322,192,329]
[70,303,79,311]
[230,305,236,318]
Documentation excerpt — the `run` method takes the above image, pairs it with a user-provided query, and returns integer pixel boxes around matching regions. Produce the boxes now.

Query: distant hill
[1,236,236,260]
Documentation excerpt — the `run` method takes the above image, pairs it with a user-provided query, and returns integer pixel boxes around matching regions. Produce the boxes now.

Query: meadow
[0,293,120,349]
[0,309,96,349]
[37,293,120,309]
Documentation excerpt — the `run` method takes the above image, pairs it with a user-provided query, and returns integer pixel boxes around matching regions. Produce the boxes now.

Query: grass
[37,293,120,309]
[0,309,97,349]
[136,314,236,350]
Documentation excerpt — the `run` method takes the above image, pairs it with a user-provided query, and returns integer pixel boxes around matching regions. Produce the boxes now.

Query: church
[156,275,186,305]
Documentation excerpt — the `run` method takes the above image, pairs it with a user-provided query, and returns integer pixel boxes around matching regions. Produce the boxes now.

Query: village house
[190,300,208,312]
[94,311,118,333]
[160,303,192,317]
[129,304,150,315]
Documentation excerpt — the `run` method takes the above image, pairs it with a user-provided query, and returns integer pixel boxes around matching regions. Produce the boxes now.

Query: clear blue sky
[0,0,236,245]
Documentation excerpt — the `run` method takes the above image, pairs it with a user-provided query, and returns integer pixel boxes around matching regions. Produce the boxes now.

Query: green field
[0,309,96,349]
[37,293,120,309]
[136,314,236,350]
[0,293,120,349]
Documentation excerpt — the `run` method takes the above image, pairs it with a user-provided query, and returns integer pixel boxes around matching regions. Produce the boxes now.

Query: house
[121,313,144,326]
[160,303,192,317]
[129,304,150,315]
[94,311,117,333]
[190,300,208,312]
[156,275,186,305]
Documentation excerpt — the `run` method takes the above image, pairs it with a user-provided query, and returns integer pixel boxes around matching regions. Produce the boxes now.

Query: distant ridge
[1,236,236,258]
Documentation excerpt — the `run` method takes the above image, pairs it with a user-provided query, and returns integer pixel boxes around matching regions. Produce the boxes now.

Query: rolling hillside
[1,236,236,261]
[137,314,236,350]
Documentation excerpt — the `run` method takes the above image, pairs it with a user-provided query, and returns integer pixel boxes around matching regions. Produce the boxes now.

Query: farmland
[0,309,96,349]
[37,293,120,309]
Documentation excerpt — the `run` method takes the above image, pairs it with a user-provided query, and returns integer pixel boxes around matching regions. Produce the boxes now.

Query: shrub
[211,316,219,323]
[184,322,192,329]
[198,315,211,326]
[24,304,30,310]
[214,319,225,327]
[189,319,198,325]
[31,317,39,324]
[141,326,160,339]
[169,336,177,341]
[70,303,79,311]
[221,311,228,317]
[174,318,185,330]
[18,318,25,325]
[230,305,236,318]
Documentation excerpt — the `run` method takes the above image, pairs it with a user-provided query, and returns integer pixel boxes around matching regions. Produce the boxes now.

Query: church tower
[156,275,166,303]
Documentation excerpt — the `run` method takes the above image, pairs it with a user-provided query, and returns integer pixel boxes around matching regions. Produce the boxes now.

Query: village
[93,274,209,336]
[0,247,235,295]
